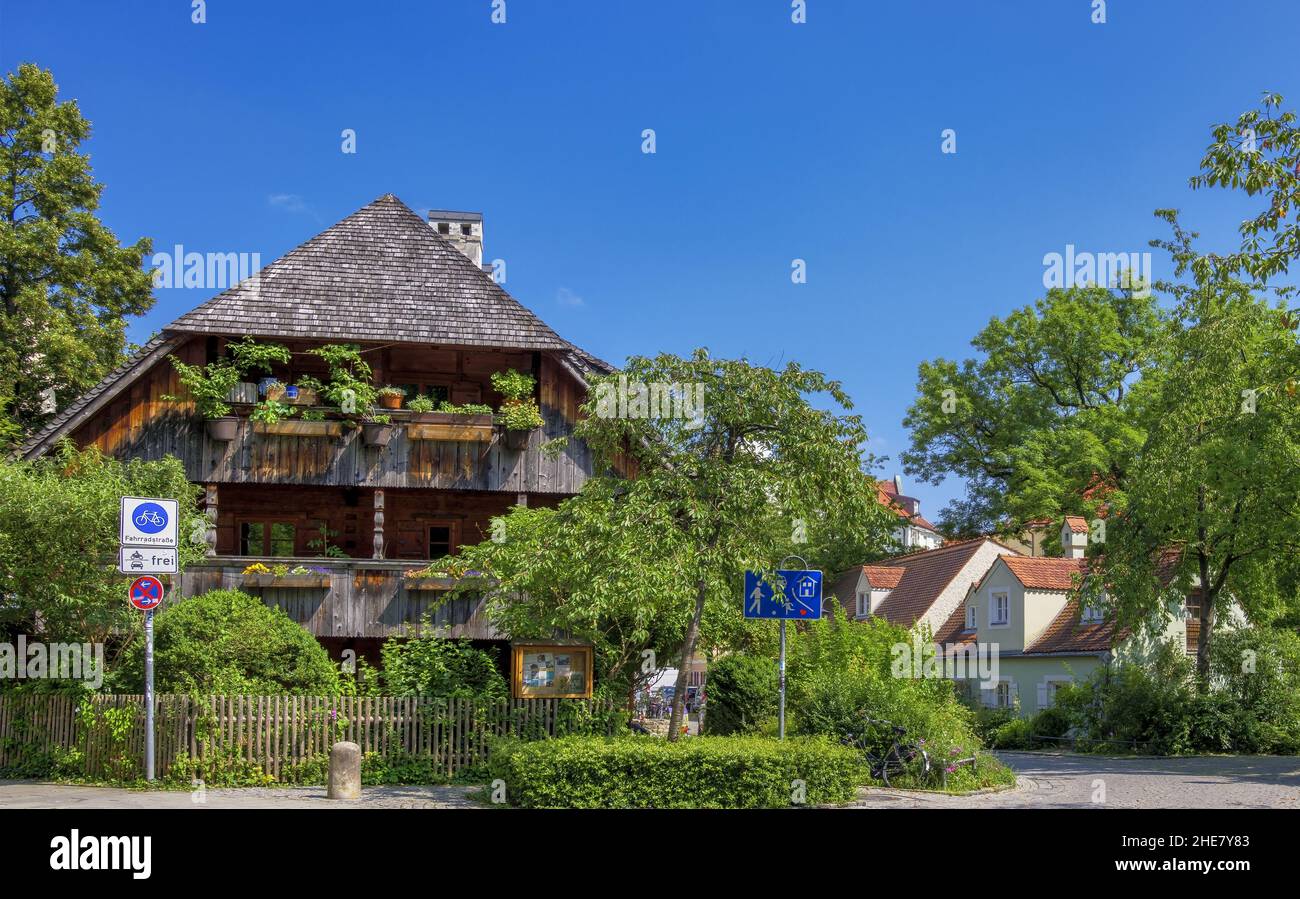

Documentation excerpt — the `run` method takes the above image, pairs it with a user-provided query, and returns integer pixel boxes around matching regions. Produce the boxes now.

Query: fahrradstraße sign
[119,497,179,548]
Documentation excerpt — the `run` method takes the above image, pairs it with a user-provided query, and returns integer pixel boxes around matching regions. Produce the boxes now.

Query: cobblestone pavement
[0,780,484,809]
[846,752,1300,809]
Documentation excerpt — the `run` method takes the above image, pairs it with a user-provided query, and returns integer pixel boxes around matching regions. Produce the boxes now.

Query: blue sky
[3,0,1298,519]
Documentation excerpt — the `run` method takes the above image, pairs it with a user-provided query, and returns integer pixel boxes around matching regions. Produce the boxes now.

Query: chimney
[1060,517,1088,560]
[427,210,484,268]
[893,475,903,495]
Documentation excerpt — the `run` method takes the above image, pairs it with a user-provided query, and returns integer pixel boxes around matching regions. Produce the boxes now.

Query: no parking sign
[128,575,165,611]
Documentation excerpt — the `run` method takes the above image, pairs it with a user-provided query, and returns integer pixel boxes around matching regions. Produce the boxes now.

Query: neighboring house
[876,476,943,551]
[831,537,1021,633]
[18,194,614,659]
[934,518,1193,716]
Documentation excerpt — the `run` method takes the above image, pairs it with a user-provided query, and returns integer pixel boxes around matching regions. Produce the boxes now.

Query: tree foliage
[902,286,1164,537]
[0,63,155,449]
[0,442,204,651]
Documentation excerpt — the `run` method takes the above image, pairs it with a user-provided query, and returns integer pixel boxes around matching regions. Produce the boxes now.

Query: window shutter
[1037,683,1049,710]
[1010,682,1020,708]
[981,687,994,708]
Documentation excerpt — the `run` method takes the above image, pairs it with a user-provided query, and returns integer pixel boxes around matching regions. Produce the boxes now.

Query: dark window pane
[429,526,452,559]
[241,522,264,555]
[269,523,296,557]
[428,385,450,405]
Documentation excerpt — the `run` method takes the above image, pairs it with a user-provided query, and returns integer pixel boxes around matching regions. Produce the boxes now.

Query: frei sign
[118,497,179,573]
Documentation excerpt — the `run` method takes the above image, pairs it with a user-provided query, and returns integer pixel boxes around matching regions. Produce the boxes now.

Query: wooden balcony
[178,557,498,640]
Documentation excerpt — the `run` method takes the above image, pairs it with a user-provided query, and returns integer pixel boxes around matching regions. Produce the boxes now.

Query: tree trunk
[666,578,707,742]
[1196,551,1216,679]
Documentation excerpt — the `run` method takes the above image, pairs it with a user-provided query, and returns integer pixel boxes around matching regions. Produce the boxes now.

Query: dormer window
[965,605,977,630]
[856,592,869,617]
[1081,604,1104,623]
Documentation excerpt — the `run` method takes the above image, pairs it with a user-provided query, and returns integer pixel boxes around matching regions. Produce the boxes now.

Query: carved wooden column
[202,485,219,557]
[373,489,385,559]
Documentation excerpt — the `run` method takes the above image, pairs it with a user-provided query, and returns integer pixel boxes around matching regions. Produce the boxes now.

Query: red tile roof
[999,555,1087,591]
[1024,598,1122,654]
[933,601,976,646]
[861,565,904,589]
[872,539,997,627]
[1063,516,1089,534]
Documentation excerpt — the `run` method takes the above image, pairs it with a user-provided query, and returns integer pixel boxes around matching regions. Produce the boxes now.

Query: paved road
[0,781,483,809]
[847,752,1300,809]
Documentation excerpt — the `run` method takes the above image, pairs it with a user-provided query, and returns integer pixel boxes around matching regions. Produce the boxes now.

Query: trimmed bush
[702,654,777,735]
[110,589,339,695]
[488,734,862,808]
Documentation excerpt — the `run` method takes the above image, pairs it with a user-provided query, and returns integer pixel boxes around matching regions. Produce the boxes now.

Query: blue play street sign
[743,569,823,619]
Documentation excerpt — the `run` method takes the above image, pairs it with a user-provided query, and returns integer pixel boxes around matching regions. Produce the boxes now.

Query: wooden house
[18,194,614,657]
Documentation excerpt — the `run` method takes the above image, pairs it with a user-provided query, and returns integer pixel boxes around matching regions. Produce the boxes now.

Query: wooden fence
[0,693,621,781]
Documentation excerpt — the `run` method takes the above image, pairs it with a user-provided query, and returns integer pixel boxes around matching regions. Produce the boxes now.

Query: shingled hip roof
[17,194,614,460]
[166,193,575,350]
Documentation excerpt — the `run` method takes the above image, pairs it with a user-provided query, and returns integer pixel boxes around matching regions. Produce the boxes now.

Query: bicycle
[135,509,165,527]
[841,714,932,788]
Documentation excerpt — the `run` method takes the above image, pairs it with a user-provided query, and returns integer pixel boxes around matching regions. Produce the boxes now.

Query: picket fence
[0,693,621,781]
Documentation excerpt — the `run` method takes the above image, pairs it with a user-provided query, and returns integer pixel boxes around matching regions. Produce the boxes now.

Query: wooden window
[398,383,450,405]
[239,520,297,556]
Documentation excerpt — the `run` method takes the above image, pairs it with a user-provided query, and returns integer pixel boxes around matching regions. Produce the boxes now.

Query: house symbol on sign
[796,576,816,600]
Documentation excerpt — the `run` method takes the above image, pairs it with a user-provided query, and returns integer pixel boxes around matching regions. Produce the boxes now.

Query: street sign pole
[778,618,786,740]
[144,609,155,782]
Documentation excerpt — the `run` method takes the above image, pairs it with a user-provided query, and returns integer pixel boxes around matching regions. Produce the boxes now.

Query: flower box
[404,576,459,592]
[254,420,344,438]
[406,412,494,442]
[242,573,331,589]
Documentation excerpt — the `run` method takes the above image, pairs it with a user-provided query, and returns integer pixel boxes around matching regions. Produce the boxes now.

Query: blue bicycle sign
[133,503,168,532]
[120,497,179,547]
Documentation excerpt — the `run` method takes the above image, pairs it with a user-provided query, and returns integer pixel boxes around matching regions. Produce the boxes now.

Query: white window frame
[1080,604,1104,623]
[965,604,977,630]
[1039,675,1074,709]
[989,590,1010,627]
[856,592,868,618]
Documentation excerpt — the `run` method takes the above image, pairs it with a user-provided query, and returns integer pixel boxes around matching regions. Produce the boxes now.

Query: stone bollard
[328,741,362,800]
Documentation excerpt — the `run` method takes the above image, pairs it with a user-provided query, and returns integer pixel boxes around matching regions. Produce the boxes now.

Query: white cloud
[556,286,585,307]
[267,193,308,214]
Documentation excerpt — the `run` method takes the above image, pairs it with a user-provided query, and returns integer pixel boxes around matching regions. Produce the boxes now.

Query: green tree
[0,442,203,651]
[379,631,507,701]
[462,351,896,739]
[0,63,155,449]
[901,286,1164,536]
[1093,273,1300,676]
[110,589,340,695]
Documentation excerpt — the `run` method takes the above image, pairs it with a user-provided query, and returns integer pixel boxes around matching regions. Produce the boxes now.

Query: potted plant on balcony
[362,413,395,447]
[308,344,377,422]
[492,369,544,450]
[376,385,406,410]
[165,355,243,441]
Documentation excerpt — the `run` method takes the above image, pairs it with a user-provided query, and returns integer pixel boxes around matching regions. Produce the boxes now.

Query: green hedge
[488,735,862,808]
